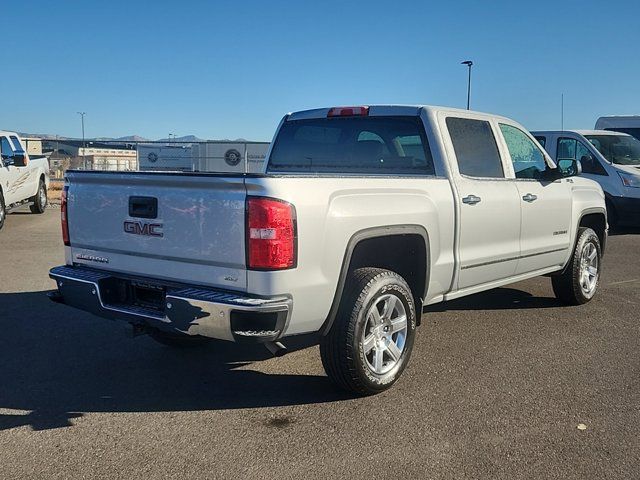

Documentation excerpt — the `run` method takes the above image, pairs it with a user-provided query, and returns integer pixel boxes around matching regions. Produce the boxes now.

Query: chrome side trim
[461,247,567,270]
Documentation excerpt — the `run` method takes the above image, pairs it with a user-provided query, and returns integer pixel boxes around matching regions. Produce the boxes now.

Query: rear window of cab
[267,116,435,175]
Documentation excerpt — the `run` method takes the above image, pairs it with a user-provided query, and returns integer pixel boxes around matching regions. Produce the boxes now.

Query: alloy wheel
[579,242,599,296]
[361,293,408,375]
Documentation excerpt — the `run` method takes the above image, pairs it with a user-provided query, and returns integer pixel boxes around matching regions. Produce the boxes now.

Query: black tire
[149,330,210,348]
[29,179,47,214]
[552,227,602,305]
[0,190,5,231]
[320,267,417,395]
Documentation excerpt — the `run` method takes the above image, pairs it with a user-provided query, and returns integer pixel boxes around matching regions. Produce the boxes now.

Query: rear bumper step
[49,265,291,342]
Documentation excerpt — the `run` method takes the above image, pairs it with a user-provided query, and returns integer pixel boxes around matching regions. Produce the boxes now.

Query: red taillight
[327,106,369,117]
[61,186,70,246]
[247,197,296,270]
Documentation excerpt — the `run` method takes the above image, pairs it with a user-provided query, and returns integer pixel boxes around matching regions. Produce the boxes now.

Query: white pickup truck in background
[49,106,607,395]
[0,131,50,230]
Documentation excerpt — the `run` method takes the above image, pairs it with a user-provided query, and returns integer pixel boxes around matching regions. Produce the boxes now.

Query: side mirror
[12,152,26,167]
[557,158,582,177]
[1,154,13,166]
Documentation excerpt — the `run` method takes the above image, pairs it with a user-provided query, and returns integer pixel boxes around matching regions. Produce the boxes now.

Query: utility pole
[77,112,86,169]
[461,60,473,110]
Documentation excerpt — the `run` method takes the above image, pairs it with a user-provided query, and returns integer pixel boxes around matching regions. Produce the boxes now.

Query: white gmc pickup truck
[49,106,607,395]
[0,131,50,230]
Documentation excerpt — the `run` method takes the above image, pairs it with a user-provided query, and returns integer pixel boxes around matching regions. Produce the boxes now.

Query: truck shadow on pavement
[426,287,562,312]
[609,226,640,236]
[0,290,351,431]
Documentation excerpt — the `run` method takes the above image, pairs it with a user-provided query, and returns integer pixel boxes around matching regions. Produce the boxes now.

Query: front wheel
[320,268,417,395]
[552,227,602,305]
[29,180,47,214]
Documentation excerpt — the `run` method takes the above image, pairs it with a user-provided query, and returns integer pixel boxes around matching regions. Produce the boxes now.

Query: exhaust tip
[265,341,287,357]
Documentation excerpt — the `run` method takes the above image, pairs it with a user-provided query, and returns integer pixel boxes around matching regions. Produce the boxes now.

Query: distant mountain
[156,135,204,143]
[16,132,68,140]
[115,135,150,142]
[13,131,254,144]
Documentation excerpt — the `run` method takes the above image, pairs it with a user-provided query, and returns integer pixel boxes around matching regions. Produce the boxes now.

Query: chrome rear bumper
[49,265,291,342]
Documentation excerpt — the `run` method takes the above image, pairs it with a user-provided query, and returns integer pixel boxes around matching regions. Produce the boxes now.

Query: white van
[595,116,640,141]
[533,129,640,227]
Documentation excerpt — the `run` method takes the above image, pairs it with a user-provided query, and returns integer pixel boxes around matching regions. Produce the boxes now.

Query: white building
[138,144,193,171]
[192,142,270,173]
[78,147,138,171]
[22,137,43,155]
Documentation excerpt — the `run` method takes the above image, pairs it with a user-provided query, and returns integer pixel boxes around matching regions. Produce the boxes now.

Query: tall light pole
[77,112,86,169]
[461,61,473,110]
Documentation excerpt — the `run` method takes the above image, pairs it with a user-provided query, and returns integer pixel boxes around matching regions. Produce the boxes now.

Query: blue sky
[3,0,639,140]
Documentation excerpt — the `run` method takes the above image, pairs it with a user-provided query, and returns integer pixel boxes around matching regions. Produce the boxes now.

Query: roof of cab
[286,105,517,124]
[532,129,632,137]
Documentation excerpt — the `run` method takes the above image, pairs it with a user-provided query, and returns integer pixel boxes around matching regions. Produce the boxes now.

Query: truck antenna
[561,93,564,131]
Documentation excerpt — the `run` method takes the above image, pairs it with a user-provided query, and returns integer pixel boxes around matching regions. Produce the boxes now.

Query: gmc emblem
[124,221,164,238]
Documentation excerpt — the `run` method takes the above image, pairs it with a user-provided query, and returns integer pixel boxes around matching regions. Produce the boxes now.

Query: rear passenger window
[446,117,504,178]
[1,137,14,157]
[499,124,548,179]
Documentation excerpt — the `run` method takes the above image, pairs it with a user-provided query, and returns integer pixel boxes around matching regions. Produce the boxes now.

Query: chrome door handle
[522,193,538,203]
[462,194,481,205]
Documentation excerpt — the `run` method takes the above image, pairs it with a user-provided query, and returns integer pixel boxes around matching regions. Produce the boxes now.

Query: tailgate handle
[129,196,158,219]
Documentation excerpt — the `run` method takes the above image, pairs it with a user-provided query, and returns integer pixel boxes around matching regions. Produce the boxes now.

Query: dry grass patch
[48,181,63,204]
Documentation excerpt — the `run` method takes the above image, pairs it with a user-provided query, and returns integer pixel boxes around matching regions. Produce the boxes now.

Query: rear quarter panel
[245,176,455,335]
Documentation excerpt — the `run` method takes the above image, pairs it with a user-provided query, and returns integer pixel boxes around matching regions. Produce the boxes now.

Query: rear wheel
[30,179,47,214]
[320,267,417,395]
[149,330,210,348]
[0,190,5,231]
[552,227,602,305]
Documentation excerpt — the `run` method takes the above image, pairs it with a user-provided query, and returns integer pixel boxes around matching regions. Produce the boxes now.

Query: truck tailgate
[66,171,248,290]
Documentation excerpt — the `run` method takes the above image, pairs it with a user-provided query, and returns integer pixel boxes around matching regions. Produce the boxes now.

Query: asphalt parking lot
[0,208,638,479]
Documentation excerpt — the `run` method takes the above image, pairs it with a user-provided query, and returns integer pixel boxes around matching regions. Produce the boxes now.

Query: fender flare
[556,207,608,275]
[578,206,608,252]
[320,224,431,336]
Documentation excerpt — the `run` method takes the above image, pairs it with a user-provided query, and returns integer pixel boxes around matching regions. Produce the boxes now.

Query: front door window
[499,124,548,179]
